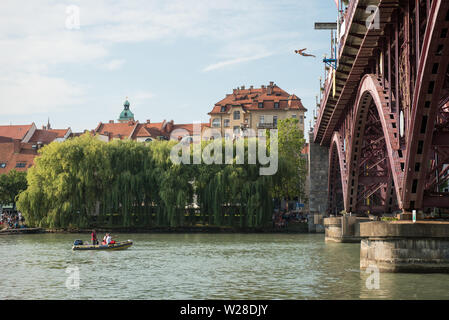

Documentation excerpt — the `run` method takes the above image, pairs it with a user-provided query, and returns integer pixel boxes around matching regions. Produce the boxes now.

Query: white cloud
[203,53,273,72]
[102,59,126,71]
[0,73,84,115]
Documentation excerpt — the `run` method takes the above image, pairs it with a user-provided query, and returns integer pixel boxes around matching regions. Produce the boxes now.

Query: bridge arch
[328,132,347,215]
[343,74,402,214]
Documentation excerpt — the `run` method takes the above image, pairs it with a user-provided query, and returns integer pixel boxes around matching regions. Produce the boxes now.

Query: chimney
[241,85,245,90]
[146,119,151,124]
[250,85,254,90]
[42,125,46,130]
[167,120,174,132]
[269,81,274,87]
[109,120,114,124]
[13,139,21,153]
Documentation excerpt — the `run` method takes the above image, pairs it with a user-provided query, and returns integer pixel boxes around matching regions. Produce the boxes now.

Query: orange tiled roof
[0,138,38,174]
[95,121,139,140]
[0,124,33,140]
[134,124,152,138]
[29,129,59,144]
[95,120,210,141]
[95,121,173,140]
[209,84,307,115]
[48,129,70,138]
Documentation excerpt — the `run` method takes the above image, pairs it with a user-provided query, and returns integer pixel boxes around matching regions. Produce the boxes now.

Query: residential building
[95,99,209,142]
[95,119,174,142]
[0,122,72,173]
[0,137,37,174]
[208,82,307,137]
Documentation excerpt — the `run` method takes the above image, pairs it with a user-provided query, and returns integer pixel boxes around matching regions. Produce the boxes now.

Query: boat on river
[72,239,133,251]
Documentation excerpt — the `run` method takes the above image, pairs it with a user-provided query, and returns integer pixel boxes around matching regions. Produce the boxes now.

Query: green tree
[273,118,307,206]
[0,170,28,209]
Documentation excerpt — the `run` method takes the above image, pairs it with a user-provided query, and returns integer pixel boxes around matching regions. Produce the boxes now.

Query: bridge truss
[314,0,449,215]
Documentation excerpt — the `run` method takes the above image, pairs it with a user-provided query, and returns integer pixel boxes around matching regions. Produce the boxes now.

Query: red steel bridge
[314,0,449,215]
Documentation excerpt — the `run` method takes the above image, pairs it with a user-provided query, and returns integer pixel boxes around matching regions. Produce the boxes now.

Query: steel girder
[402,0,449,210]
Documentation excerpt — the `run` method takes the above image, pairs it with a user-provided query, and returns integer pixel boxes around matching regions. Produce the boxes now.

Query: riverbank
[0,227,46,235]
[18,221,307,234]
[43,223,309,234]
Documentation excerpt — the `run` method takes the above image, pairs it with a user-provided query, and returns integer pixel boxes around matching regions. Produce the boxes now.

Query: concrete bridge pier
[323,215,371,243]
[308,213,325,233]
[307,130,328,234]
[360,221,449,273]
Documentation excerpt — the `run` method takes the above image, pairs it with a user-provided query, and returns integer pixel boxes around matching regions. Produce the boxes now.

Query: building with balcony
[208,82,307,137]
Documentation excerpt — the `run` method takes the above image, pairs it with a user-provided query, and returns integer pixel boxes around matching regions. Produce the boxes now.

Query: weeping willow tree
[193,138,275,228]
[17,131,295,229]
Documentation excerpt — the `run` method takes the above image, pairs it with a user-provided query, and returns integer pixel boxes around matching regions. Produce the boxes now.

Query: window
[274,102,279,109]
[224,119,230,127]
[292,114,297,119]
[258,102,263,108]
[233,126,240,134]
[273,116,278,127]
[259,115,265,124]
[233,111,240,120]
[212,118,221,128]
[0,163,6,168]
[15,162,26,168]
[221,106,226,112]
[299,115,304,124]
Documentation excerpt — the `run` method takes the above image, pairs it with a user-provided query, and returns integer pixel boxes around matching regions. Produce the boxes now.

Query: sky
[0,0,338,140]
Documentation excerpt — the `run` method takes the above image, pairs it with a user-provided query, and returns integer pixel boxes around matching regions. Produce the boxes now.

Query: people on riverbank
[0,211,25,229]
[273,209,307,229]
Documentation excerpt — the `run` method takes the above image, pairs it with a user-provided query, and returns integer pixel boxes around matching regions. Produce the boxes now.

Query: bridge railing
[338,0,358,59]
[314,0,359,143]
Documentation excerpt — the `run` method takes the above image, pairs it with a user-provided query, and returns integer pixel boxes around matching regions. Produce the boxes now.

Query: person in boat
[106,233,112,244]
[91,230,98,245]
[102,233,108,245]
[105,233,116,245]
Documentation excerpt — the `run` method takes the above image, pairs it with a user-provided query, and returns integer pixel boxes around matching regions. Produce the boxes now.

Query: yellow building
[208,82,307,137]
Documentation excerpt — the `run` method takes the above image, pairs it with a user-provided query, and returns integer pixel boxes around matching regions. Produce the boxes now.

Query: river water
[0,233,448,300]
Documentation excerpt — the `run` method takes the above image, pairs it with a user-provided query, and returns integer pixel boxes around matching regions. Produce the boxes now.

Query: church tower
[118,98,135,123]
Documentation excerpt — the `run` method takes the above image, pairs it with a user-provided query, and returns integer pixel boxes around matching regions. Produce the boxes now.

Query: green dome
[118,99,134,122]
[119,109,134,121]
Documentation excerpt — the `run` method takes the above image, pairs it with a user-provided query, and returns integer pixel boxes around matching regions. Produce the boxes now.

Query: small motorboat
[72,239,133,251]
